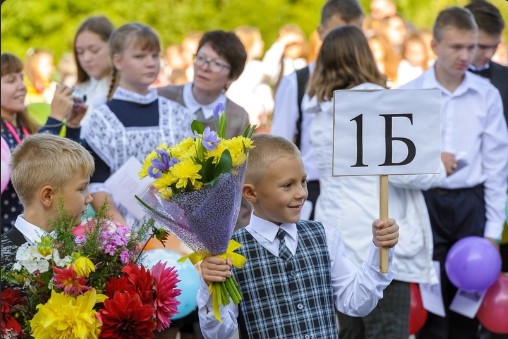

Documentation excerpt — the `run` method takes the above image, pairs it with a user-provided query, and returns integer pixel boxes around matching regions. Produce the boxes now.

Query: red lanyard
[3,121,30,144]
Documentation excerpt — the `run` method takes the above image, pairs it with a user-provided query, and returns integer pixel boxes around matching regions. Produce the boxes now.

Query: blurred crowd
[14,0,508,133]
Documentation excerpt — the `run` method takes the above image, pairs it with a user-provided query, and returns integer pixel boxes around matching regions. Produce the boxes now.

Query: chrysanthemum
[224,137,254,167]
[30,289,105,339]
[53,265,92,296]
[169,160,202,190]
[169,137,195,159]
[204,141,226,164]
[153,171,178,192]
[71,256,95,277]
[139,149,159,179]
[97,292,155,339]
[150,262,181,331]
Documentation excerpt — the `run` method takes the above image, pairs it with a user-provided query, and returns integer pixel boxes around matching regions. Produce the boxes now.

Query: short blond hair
[246,134,301,185]
[10,133,95,205]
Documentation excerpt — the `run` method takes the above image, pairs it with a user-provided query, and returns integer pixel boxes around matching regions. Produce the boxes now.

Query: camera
[71,89,87,104]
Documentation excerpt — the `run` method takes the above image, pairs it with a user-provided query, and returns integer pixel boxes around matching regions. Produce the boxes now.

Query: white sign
[104,156,153,221]
[333,89,441,176]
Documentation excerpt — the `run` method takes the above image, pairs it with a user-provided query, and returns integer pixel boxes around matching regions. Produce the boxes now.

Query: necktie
[277,228,292,261]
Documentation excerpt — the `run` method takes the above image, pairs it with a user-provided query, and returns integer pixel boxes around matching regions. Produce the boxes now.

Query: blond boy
[1,133,94,270]
[198,134,399,338]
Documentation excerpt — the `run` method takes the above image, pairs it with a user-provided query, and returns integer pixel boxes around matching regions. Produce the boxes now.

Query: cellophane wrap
[139,164,246,255]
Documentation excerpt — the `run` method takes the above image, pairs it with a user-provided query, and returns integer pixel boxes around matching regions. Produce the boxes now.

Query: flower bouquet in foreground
[1,202,181,338]
[137,103,255,322]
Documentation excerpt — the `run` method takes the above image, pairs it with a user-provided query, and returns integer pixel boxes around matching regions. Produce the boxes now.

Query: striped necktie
[277,228,292,261]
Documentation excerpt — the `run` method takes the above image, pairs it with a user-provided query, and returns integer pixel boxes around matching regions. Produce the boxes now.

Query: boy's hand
[201,256,232,285]
[372,218,399,248]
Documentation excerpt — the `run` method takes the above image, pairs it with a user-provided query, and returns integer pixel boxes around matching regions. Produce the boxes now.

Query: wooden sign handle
[379,175,389,273]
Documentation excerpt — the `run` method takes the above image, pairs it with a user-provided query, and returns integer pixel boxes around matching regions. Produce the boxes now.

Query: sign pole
[379,174,389,273]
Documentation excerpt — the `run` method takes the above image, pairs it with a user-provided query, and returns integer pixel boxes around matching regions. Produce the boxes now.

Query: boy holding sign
[306,25,445,338]
[197,134,399,339]
[403,7,508,338]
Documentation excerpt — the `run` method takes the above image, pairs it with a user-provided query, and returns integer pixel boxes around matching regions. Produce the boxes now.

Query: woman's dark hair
[197,30,247,81]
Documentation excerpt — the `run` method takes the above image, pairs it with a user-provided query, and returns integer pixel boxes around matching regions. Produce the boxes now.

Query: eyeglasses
[193,54,231,72]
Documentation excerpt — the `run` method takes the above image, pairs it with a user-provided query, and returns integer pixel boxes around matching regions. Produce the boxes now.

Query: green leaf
[196,141,205,163]
[217,112,227,139]
[242,124,256,138]
[202,156,216,183]
[191,120,205,135]
[214,149,232,177]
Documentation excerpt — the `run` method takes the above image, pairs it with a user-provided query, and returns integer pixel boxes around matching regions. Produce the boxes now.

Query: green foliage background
[1,0,507,62]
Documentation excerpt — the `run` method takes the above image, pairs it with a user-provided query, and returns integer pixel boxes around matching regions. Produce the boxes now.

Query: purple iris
[213,103,225,120]
[201,127,221,151]
[148,149,179,178]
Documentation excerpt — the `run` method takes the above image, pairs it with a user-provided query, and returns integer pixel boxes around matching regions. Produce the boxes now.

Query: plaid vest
[232,220,338,339]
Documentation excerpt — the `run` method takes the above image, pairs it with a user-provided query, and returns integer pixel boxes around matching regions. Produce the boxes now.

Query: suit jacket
[1,227,27,272]
[470,62,508,127]
[157,85,250,139]
[157,85,252,229]
[490,62,508,127]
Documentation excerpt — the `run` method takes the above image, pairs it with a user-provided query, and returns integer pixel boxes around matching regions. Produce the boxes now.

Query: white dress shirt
[271,63,319,181]
[197,213,394,339]
[14,215,51,245]
[183,82,227,120]
[402,67,508,239]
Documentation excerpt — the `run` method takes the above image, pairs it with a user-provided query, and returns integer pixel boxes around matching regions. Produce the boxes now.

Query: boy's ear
[242,184,257,204]
[39,185,55,208]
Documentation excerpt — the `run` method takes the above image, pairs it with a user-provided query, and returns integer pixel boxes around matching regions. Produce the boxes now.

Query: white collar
[112,86,158,104]
[14,215,51,245]
[469,63,490,72]
[183,82,227,120]
[248,213,298,244]
[421,65,479,97]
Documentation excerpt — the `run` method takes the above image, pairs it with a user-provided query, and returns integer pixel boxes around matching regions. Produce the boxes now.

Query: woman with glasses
[158,30,249,139]
[157,31,251,339]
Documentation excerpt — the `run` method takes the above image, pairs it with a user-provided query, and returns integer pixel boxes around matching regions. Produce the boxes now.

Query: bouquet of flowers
[0,202,181,339]
[137,103,255,321]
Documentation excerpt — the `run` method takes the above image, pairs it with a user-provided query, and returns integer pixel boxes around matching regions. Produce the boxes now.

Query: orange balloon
[142,233,191,256]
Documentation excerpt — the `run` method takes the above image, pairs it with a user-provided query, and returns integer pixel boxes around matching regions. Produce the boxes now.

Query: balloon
[477,274,508,334]
[141,248,200,320]
[1,137,11,194]
[409,283,428,335]
[445,236,501,292]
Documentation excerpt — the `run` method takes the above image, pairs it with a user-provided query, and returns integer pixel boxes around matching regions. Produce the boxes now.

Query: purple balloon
[445,236,501,292]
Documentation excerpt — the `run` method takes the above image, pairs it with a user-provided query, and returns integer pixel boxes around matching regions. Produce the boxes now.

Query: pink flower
[53,265,92,296]
[151,262,181,331]
[72,219,96,238]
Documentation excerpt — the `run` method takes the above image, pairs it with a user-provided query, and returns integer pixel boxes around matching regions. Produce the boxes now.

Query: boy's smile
[249,155,308,225]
